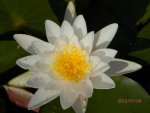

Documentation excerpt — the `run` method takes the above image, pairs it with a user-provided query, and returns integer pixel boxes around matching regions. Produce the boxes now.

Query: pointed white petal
[35,60,50,73]
[94,62,109,72]
[73,79,93,97]
[80,31,94,54]
[45,20,60,44]
[45,80,62,90]
[54,38,67,48]
[31,40,55,54]
[64,1,76,24]
[68,35,80,47]
[91,48,118,63]
[92,48,118,58]
[14,34,41,54]
[28,88,59,110]
[60,89,78,110]
[73,15,87,40]
[89,55,101,70]
[16,55,40,70]
[72,96,88,113]
[8,71,32,88]
[61,20,74,38]
[106,58,142,76]
[91,62,110,77]
[93,23,118,50]
[26,73,50,88]
[90,73,115,89]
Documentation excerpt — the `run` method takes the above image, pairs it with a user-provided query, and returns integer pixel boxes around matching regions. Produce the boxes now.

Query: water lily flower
[13,1,141,113]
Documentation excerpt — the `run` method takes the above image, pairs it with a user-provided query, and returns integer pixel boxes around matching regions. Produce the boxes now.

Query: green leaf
[137,3,150,24]
[130,48,150,64]
[40,76,150,113]
[0,0,58,35]
[0,41,28,73]
[138,23,150,40]
[137,3,150,40]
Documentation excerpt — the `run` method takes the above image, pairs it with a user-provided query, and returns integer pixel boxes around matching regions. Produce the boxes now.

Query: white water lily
[13,1,141,113]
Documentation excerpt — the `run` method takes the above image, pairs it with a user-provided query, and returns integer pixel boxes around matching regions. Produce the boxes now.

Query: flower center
[51,43,91,81]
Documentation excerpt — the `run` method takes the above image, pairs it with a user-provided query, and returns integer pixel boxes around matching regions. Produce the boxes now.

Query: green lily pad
[137,3,150,40]
[138,23,150,40]
[129,48,150,64]
[0,0,58,35]
[137,3,150,24]
[40,76,150,113]
[0,41,28,73]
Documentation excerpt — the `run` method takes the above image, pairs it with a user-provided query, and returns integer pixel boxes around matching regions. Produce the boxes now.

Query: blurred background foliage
[0,0,150,113]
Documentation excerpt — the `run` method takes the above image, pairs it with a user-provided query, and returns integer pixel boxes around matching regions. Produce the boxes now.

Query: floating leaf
[4,85,40,112]
[138,23,150,40]
[0,0,58,35]
[137,3,150,40]
[137,3,150,24]
[8,71,32,88]
[0,41,28,73]
[40,76,150,113]
[130,48,150,64]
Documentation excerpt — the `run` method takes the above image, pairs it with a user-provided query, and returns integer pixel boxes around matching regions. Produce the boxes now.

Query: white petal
[61,20,74,38]
[31,40,55,54]
[73,15,87,40]
[26,73,50,88]
[72,96,88,113]
[89,55,101,70]
[8,71,32,88]
[68,35,80,47]
[54,38,67,48]
[16,55,40,70]
[91,49,118,63]
[91,62,110,77]
[14,34,41,54]
[80,31,94,54]
[106,58,142,76]
[45,80,62,90]
[60,89,78,109]
[45,20,60,44]
[34,57,61,80]
[72,80,93,97]
[28,88,59,110]
[92,48,117,58]
[64,1,76,24]
[90,73,115,89]
[94,62,110,72]
[35,60,50,73]
[93,23,118,50]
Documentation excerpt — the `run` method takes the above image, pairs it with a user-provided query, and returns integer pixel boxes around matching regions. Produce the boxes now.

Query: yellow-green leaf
[0,41,28,73]
[137,3,150,24]
[138,23,150,40]
[0,0,58,35]
[130,48,150,64]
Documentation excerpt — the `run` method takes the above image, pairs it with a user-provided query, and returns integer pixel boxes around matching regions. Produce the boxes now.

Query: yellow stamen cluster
[51,43,91,81]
